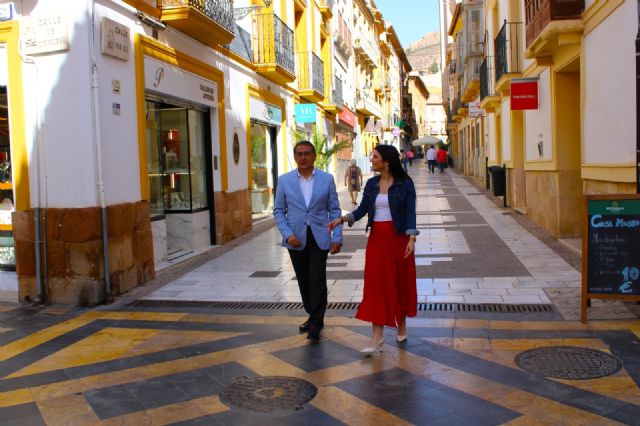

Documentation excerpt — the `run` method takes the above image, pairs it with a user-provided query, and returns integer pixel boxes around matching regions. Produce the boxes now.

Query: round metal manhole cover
[515,346,622,380]
[220,376,318,412]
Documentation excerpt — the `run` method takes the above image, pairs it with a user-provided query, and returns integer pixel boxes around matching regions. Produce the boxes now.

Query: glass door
[250,121,277,220]
[0,86,14,270]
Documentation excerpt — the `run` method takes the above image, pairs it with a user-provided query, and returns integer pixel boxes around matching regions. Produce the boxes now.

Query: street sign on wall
[511,78,539,110]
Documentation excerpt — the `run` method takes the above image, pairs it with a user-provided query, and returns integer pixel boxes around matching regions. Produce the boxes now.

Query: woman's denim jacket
[346,175,420,236]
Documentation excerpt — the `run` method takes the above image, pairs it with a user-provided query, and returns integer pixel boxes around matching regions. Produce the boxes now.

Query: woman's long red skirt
[355,221,417,328]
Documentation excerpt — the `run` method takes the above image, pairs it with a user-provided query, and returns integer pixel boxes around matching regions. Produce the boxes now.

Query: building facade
[0,0,415,304]
[445,0,638,239]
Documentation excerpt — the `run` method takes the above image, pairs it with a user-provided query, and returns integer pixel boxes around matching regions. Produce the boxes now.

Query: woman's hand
[327,217,344,230]
[404,238,415,258]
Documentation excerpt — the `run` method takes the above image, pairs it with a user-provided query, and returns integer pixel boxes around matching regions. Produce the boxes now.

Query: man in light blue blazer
[274,141,343,340]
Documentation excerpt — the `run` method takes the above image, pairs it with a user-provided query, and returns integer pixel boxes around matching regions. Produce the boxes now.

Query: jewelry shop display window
[0,86,14,270]
[146,99,212,219]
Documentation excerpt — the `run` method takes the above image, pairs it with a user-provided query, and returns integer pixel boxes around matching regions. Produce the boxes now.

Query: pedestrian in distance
[425,145,436,173]
[344,159,363,205]
[400,149,408,172]
[406,149,414,167]
[274,141,343,340]
[328,144,418,355]
[436,146,448,173]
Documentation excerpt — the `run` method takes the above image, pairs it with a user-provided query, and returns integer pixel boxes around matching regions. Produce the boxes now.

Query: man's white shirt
[297,169,315,207]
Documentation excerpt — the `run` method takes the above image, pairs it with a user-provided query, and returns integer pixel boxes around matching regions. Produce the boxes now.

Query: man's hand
[330,242,342,254]
[287,235,302,248]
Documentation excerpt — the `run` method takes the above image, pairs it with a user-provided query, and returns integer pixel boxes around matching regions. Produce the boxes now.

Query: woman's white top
[374,194,393,221]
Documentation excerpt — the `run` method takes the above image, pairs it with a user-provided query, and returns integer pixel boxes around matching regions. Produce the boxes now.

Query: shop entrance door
[250,121,278,221]
[146,98,214,262]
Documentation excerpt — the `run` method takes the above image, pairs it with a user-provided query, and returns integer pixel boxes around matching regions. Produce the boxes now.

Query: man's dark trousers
[288,227,328,327]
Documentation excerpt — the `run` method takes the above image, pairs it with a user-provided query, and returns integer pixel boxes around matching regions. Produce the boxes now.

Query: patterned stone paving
[140,163,636,320]
[0,304,639,425]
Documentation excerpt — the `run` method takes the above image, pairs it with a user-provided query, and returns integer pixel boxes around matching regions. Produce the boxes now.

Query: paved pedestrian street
[1,304,640,425]
[1,164,639,425]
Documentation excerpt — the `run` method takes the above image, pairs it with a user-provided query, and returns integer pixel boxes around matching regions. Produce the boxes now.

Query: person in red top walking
[436,146,448,173]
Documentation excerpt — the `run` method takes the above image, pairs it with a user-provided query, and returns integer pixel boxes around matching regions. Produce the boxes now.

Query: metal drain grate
[131,300,554,313]
[515,346,623,380]
[250,271,282,278]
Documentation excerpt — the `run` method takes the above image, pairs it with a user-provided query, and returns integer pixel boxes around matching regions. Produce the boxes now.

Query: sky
[374,0,441,49]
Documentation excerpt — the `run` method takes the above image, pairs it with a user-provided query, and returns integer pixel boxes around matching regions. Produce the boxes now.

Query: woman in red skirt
[329,145,418,355]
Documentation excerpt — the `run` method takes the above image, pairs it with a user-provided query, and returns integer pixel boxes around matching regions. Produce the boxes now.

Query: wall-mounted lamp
[234,0,272,20]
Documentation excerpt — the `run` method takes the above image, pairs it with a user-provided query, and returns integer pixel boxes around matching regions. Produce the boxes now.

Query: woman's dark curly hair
[374,144,411,181]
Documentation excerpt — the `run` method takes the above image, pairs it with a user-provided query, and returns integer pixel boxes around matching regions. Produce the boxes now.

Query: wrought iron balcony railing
[297,51,325,95]
[252,13,295,76]
[495,21,522,82]
[331,75,343,105]
[159,0,235,33]
[525,0,585,48]
[480,56,495,100]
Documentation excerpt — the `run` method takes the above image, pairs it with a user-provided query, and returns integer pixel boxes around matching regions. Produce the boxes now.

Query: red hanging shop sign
[510,78,539,110]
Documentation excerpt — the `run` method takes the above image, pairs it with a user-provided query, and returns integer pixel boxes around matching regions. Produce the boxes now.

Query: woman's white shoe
[361,339,384,355]
[396,334,407,343]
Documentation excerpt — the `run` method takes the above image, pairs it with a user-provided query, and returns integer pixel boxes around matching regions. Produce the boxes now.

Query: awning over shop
[411,135,441,146]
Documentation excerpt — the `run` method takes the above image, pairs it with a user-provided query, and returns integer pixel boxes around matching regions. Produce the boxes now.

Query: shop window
[250,121,277,217]
[146,100,211,219]
[0,86,13,270]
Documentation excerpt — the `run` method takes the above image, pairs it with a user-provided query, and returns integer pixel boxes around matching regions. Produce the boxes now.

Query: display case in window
[146,100,211,216]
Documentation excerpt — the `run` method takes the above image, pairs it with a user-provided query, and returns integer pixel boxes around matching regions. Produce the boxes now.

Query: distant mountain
[405,32,440,74]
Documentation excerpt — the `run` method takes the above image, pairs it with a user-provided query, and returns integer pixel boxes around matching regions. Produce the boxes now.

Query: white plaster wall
[583,0,636,164]
[520,3,533,70]
[524,68,552,161]
[95,1,147,204]
[500,98,511,162]
[487,113,496,162]
[498,0,509,25]
[21,0,98,208]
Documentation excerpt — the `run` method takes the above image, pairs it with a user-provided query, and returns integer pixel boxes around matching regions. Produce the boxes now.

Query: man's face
[294,145,316,170]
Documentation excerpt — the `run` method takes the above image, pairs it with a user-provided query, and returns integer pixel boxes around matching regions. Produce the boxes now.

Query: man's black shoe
[299,321,311,333]
[307,325,321,340]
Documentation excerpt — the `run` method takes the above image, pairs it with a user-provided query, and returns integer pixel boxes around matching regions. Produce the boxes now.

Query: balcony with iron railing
[297,51,325,103]
[323,75,344,114]
[252,13,295,85]
[525,0,585,55]
[480,56,495,100]
[158,0,235,47]
[461,54,482,102]
[354,37,379,68]
[495,21,523,85]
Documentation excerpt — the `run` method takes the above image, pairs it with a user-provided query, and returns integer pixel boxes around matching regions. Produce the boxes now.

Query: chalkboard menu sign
[582,195,640,321]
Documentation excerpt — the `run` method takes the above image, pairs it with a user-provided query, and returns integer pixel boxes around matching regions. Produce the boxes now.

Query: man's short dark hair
[294,140,315,154]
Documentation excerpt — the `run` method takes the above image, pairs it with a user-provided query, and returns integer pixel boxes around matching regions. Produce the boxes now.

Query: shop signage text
[22,14,69,55]
[338,108,356,128]
[249,97,282,126]
[468,101,485,117]
[511,79,539,110]
[101,17,130,61]
[295,103,316,123]
[144,56,217,107]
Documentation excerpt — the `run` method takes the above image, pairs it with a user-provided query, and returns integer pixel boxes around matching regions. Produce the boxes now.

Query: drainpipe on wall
[89,0,111,302]
[17,25,46,304]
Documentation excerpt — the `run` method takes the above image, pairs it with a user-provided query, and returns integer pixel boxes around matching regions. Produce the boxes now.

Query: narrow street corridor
[0,164,639,425]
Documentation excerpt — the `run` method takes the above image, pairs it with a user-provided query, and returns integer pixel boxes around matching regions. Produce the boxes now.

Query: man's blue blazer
[273,169,343,251]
